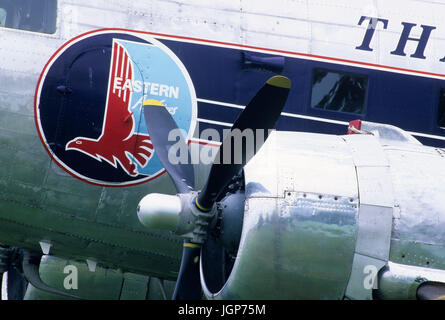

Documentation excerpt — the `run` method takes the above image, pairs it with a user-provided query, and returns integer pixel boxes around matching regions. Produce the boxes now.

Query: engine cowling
[200,127,445,299]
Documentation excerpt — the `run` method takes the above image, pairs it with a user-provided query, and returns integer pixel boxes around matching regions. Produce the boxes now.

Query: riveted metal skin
[201,131,360,299]
[343,134,394,299]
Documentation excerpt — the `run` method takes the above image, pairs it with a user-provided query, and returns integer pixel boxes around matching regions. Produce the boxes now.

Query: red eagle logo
[66,41,153,176]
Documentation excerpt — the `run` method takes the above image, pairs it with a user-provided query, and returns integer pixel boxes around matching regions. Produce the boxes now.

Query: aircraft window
[311,68,368,114]
[437,89,445,128]
[0,0,57,34]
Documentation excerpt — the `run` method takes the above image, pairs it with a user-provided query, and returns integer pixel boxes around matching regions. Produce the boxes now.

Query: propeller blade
[172,241,202,300]
[143,99,195,193]
[143,100,200,299]
[6,267,27,300]
[196,76,291,211]
[0,272,3,299]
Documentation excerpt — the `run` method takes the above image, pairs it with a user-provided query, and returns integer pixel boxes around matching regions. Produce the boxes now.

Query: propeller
[5,267,28,300]
[0,247,28,300]
[139,75,291,300]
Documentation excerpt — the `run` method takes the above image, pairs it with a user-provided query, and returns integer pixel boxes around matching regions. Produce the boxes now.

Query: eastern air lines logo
[35,30,197,186]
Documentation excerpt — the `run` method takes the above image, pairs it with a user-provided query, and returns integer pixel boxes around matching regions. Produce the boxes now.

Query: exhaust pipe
[375,262,445,300]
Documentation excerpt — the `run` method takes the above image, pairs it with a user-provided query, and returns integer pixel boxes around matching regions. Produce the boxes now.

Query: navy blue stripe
[158,38,445,147]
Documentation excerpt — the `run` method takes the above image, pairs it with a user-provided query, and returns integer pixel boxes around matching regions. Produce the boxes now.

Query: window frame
[309,67,369,117]
[0,0,58,35]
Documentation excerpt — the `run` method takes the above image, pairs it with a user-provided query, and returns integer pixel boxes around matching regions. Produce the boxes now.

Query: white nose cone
[137,193,182,231]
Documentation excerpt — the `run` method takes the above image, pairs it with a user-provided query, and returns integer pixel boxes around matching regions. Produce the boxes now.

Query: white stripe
[139,146,154,153]
[406,131,445,141]
[197,98,445,142]
[124,57,130,102]
[281,112,349,126]
[197,98,245,110]
[120,45,125,79]
[119,45,125,98]
[197,118,233,127]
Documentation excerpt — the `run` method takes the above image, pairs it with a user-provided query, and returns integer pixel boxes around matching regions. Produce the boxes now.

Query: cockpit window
[0,0,57,34]
[311,68,368,115]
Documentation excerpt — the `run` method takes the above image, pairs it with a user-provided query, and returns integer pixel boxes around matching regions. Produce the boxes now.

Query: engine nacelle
[200,126,445,299]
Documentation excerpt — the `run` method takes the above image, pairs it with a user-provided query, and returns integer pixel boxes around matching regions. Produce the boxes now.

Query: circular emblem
[35,30,197,186]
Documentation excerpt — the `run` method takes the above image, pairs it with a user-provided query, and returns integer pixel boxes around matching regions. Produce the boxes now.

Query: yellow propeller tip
[267,76,291,89]
[183,243,201,249]
[143,99,165,107]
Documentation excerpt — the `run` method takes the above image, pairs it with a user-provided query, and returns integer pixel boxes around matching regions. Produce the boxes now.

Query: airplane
[1,0,445,300]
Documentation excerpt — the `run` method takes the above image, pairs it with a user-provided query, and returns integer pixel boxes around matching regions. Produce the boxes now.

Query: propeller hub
[137,193,182,231]
[137,192,216,243]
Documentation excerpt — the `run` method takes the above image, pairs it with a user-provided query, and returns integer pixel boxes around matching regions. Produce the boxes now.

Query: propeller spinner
[137,75,291,299]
